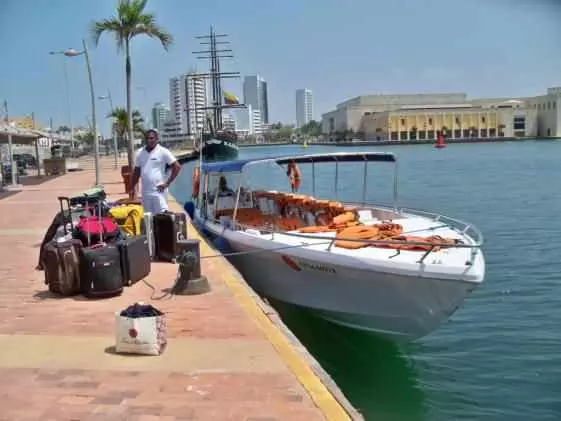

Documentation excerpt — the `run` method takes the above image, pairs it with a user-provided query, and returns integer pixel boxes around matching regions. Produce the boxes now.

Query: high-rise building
[233,104,263,136]
[168,72,207,137]
[296,89,313,128]
[222,112,236,132]
[243,75,269,124]
[151,102,170,131]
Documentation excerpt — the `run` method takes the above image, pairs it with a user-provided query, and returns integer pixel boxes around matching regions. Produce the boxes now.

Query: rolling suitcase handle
[57,196,73,236]
[87,193,105,247]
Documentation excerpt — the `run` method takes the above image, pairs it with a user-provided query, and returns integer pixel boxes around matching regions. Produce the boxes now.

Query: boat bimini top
[199,151,399,208]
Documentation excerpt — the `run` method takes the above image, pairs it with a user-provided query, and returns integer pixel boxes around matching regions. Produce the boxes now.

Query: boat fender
[192,166,200,198]
[184,201,195,220]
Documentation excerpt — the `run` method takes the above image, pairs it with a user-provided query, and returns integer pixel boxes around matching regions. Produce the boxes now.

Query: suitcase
[43,238,83,296]
[153,211,187,262]
[78,197,123,298]
[118,235,151,286]
[79,244,123,297]
[143,212,155,258]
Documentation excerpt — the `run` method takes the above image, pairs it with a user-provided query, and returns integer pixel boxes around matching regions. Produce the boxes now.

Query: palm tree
[91,0,173,171]
[108,107,144,147]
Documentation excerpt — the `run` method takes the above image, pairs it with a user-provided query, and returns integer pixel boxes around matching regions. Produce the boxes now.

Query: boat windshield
[200,171,245,220]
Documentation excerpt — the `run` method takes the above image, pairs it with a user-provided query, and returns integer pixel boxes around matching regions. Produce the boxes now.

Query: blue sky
[1,0,561,135]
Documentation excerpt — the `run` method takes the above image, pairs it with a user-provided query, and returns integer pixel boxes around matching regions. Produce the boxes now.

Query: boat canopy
[200,151,397,174]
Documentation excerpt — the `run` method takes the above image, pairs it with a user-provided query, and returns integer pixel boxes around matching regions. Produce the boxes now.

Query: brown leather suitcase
[43,238,83,296]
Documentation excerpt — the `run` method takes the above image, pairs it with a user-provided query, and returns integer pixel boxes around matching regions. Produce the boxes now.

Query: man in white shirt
[129,129,182,214]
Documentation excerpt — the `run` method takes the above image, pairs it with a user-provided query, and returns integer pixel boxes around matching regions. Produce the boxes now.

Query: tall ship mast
[189,26,245,162]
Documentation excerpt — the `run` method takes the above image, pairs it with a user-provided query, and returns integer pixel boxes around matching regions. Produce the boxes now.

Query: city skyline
[1,0,561,136]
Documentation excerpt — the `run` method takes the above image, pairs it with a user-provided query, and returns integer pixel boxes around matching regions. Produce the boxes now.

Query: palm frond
[131,14,173,50]
[90,18,126,51]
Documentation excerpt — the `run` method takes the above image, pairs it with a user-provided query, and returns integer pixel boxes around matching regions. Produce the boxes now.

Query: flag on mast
[223,91,239,105]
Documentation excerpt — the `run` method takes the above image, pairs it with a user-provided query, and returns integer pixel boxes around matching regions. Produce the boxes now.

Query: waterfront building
[168,71,207,138]
[243,75,269,124]
[233,105,263,135]
[222,112,236,132]
[296,89,313,128]
[321,87,561,140]
[151,102,170,131]
[360,104,537,141]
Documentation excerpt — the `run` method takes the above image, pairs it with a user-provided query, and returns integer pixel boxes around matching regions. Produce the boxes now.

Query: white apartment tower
[168,72,207,137]
[296,88,313,128]
[151,102,170,131]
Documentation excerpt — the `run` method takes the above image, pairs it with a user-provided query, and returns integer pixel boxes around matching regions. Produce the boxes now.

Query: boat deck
[236,214,482,279]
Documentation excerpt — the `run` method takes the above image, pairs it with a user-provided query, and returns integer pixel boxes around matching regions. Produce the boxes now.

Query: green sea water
[170,140,561,421]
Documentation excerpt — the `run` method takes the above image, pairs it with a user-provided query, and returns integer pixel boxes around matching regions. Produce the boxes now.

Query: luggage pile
[37,187,188,299]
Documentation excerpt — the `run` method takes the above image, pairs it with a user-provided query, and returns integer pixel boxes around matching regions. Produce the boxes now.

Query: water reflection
[265,297,430,421]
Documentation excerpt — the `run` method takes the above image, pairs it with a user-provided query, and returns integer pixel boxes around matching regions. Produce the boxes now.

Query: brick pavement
[0,165,358,421]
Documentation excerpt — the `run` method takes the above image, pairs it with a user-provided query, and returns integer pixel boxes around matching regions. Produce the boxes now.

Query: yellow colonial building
[359,104,537,141]
[321,89,555,141]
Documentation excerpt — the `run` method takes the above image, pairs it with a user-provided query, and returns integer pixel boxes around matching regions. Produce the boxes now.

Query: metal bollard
[172,239,210,295]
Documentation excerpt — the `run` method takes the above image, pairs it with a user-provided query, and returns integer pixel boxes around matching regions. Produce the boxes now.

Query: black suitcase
[78,196,123,298]
[80,243,123,298]
[153,211,187,262]
[118,235,151,286]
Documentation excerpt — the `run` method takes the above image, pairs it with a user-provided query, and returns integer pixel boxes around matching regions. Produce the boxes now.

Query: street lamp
[98,91,118,169]
[49,41,100,187]
[49,50,74,148]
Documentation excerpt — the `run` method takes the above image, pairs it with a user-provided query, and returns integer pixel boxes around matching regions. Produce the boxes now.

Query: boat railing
[209,205,483,265]
[396,206,484,246]
[341,201,484,247]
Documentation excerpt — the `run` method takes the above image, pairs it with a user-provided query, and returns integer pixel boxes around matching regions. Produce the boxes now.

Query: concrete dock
[0,163,362,420]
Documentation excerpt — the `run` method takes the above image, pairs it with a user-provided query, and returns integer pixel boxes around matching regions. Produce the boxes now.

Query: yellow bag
[109,204,144,236]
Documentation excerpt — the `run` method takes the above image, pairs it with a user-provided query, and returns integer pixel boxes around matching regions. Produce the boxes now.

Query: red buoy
[434,133,447,149]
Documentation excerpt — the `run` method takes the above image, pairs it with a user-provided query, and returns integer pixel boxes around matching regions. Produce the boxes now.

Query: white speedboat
[186,152,485,342]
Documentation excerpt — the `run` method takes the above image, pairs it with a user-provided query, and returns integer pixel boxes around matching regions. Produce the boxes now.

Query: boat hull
[197,220,481,342]
[201,138,239,161]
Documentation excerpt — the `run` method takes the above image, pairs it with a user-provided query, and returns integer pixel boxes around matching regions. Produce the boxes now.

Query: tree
[300,120,321,136]
[273,126,293,142]
[91,0,173,171]
[108,107,144,146]
[75,130,95,146]
[57,125,71,134]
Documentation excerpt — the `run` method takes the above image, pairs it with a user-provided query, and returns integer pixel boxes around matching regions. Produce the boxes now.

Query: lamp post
[98,91,118,169]
[48,51,74,149]
[50,40,100,187]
